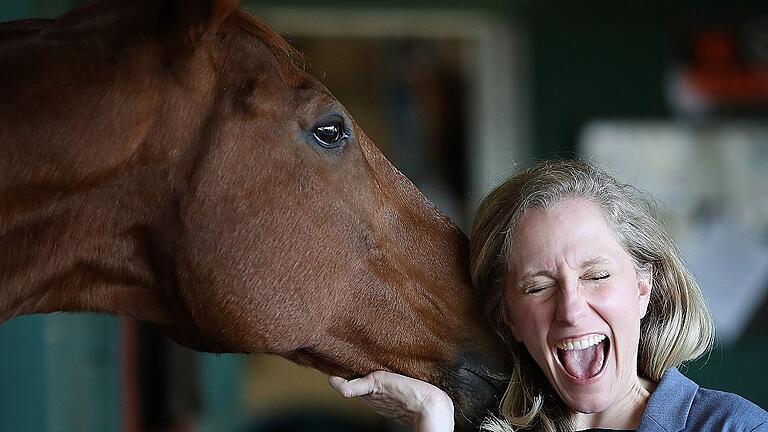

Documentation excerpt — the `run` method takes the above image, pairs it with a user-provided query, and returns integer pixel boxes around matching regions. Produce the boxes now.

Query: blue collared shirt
[637,367,768,431]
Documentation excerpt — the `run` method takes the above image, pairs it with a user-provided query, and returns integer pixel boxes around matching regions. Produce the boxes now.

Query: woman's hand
[329,371,454,432]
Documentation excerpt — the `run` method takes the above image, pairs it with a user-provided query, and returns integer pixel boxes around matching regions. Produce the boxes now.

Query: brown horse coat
[0,0,507,427]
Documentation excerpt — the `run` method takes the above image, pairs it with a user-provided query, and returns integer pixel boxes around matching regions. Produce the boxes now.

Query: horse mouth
[442,362,507,430]
[462,366,507,393]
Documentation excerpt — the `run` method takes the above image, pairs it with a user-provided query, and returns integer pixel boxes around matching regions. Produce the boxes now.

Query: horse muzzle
[438,351,510,431]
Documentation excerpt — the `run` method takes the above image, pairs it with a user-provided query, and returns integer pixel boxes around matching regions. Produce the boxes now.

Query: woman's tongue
[559,340,605,380]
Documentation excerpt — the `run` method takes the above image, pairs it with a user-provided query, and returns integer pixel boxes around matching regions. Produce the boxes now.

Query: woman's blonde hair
[470,159,715,432]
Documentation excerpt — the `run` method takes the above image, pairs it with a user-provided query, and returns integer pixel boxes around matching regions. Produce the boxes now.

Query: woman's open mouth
[555,334,609,381]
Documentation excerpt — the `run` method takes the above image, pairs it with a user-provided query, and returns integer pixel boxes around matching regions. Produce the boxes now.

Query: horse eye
[312,118,348,149]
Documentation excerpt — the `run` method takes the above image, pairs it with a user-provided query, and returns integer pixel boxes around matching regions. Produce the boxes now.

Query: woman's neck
[573,376,657,431]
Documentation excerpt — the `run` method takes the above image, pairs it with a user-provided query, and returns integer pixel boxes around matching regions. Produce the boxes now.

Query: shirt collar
[638,367,698,432]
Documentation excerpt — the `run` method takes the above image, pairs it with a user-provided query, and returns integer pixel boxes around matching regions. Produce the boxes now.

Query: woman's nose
[555,282,588,325]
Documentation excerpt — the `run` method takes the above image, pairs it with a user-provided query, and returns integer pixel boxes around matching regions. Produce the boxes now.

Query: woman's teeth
[556,334,606,351]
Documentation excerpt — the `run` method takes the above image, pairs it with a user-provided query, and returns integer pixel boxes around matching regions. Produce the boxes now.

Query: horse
[0,0,508,428]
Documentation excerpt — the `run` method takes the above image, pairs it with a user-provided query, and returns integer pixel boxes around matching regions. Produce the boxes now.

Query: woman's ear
[638,263,653,319]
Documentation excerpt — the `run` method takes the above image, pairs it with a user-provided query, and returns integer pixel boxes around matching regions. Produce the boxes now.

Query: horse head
[0,0,508,427]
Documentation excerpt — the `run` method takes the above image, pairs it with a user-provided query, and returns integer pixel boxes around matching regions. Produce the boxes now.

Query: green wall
[0,314,122,432]
[0,317,47,432]
[524,0,768,154]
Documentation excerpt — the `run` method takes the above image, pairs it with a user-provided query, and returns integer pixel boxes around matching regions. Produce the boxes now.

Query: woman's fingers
[328,372,455,432]
[328,375,376,398]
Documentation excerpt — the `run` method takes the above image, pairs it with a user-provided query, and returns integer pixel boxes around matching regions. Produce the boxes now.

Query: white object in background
[681,219,768,345]
[580,121,768,345]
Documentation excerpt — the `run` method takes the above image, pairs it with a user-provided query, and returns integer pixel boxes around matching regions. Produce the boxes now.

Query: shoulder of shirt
[690,385,768,428]
[639,367,768,432]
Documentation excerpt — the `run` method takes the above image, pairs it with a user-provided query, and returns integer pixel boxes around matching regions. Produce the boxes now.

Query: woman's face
[504,198,651,414]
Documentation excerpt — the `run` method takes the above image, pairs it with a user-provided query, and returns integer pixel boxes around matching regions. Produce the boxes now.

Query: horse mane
[232,9,306,69]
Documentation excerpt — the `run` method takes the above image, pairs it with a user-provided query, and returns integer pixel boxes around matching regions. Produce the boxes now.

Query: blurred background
[2,0,767,430]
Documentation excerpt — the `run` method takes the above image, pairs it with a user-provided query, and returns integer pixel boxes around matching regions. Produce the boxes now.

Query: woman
[330,159,768,431]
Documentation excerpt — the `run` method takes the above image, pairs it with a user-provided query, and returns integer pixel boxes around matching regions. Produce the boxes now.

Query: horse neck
[0,50,197,326]
[0,147,181,325]
[0,6,215,327]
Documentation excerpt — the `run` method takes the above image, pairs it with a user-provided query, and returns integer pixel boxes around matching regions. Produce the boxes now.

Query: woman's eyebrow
[580,257,610,268]
[517,269,554,281]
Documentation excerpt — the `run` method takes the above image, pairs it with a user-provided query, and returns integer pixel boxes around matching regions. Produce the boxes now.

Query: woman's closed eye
[585,272,610,281]
[523,284,554,295]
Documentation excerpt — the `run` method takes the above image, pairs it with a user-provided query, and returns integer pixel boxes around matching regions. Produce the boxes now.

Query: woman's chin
[554,371,615,414]
[562,395,611,414]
